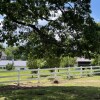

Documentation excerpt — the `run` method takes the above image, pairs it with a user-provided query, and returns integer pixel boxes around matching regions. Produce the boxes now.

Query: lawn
[0,76,100,100]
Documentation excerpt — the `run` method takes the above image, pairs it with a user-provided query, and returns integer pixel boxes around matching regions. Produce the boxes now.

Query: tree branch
[11,18,42,34]
[67,2,74,9]
[9,17,63,46]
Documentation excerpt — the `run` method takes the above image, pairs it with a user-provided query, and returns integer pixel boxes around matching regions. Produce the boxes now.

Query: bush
[45,57,60,68]
[27,58,46,69]
[60,56,76,67]
[6,63,14,70]
[91,55,100,66]
[27,58,46,74]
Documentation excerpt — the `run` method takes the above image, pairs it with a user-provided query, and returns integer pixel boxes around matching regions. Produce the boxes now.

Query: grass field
[0,76,100,100]
[0,68,100,100]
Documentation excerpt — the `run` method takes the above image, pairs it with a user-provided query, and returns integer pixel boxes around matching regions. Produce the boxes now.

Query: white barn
[0,60,27,70]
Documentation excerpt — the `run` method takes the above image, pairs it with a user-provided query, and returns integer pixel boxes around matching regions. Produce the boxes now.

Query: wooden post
[80,66,83,78]
[90,66,93,76]
[37,68,40,84]
[17,70,20,86]
[54,67,57,80]
[68,67,70,79]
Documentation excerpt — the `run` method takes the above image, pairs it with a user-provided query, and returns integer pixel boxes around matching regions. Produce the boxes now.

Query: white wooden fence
[0,66,100,86]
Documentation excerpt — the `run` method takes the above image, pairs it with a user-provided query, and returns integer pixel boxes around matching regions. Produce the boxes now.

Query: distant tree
[0,44,4,58]
[5,46,14,60]
[91,23,100,65]
[60,56,76,67]
[5,46,27,60]
[45,56,61,68]
[0,44,4,50]
[91,54,100,66]
[27,54,46,69]
[27,53,61,71]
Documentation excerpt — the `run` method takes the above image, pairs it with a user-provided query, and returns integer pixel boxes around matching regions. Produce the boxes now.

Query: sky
[91,0,100,22]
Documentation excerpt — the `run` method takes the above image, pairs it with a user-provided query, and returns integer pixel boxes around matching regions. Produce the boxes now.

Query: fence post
[37,68,40,84]
[17,69,20,86]
[68,67,70,79]
[90,66,93,76]
[54,67,57,80]
[80,66,83,78]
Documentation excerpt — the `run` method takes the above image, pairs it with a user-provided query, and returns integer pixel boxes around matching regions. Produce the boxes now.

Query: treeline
[27,56,76,69]
[2,46,27,60]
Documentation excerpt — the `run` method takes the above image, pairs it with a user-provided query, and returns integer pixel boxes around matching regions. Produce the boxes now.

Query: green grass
[0,68,100,100]
[0,76,100,100]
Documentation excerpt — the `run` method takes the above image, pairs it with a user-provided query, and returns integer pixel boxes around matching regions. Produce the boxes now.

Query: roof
[0,60,27,67]
[76,57,92,62]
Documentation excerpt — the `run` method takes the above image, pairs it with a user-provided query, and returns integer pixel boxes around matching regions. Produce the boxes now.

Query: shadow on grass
[0,85,100,100]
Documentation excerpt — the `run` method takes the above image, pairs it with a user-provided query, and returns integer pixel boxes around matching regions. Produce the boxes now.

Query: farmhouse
[0,60,27,70]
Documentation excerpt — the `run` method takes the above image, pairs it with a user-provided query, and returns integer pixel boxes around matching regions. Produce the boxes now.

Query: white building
[76,57,92,66]
[0,60,27,70]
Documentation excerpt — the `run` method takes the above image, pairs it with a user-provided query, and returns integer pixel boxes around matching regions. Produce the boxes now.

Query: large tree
[0,0,99,58]
[0,44,3,58]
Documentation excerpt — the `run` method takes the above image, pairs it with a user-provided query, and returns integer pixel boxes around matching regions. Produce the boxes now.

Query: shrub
[6,63,14,70]
[27,58,46,74]
[27,58,46,69]
[60,56,76,67]
[45,57,60,68]
[91,55,100,66]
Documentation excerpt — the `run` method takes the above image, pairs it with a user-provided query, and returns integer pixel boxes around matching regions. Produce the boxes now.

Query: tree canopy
[0,44,4,58]
[0,0,99,58]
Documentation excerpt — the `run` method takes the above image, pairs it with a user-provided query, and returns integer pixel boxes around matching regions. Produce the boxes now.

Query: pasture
[0,66,100,85]
[0,66,100,100]
[0,76,100,100]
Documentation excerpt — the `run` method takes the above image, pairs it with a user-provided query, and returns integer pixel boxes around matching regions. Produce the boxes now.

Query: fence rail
[0,66,100,85]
